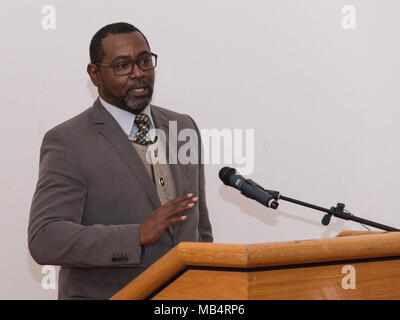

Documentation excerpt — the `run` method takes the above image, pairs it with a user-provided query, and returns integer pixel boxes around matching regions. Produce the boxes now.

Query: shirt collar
[99,96,154,136]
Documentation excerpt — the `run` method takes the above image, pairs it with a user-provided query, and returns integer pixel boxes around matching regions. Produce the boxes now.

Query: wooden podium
[110,231,400,300]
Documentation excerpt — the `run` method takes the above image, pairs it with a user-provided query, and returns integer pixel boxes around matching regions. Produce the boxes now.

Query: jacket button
[159,177,164,185]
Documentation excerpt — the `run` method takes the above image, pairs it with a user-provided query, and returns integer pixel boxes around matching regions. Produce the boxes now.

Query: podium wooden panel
[110,231,400,300]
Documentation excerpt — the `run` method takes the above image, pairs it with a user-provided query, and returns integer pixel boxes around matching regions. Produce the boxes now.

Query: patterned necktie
[132,113,151,145]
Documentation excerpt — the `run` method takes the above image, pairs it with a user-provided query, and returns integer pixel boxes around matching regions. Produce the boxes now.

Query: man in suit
[28,22,213,299]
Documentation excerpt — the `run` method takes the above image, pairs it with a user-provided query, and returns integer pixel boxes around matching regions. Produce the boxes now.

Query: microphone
[219,167,279,209]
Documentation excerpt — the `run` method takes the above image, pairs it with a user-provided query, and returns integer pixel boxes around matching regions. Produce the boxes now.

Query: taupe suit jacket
[28,98,213,299]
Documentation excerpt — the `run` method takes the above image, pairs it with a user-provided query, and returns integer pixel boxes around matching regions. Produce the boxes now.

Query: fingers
[165,200,196,219]
[165,215,188,229]
[140,194,198,246]
[162,194,198,227]
[163,194,198,214]
[164,193,195,208]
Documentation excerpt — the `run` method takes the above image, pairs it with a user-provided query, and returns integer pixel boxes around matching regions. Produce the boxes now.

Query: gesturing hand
[139,193,198,246]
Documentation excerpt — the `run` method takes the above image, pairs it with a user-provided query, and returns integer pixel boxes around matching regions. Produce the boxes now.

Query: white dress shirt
[99,96,156,142]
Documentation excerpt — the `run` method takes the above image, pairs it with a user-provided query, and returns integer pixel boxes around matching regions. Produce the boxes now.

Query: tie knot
[132,113,152,145]
[134,113,150,128]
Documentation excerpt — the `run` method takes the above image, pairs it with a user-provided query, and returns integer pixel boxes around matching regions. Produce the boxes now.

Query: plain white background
[1,0,399,299]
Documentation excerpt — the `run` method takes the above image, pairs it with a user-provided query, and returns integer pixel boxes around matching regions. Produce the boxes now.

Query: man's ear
[87,63,100,87]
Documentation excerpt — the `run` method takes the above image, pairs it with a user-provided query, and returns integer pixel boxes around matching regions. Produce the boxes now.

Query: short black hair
[89,22,150,63]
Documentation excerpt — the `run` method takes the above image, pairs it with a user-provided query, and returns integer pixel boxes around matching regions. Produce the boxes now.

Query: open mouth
[128,87,148,97]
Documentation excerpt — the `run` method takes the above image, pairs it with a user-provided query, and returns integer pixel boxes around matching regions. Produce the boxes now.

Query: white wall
[1,0,399,299]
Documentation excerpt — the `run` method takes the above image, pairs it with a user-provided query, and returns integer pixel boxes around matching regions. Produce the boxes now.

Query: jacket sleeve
[186,115,214,242]
[28,128,143,268]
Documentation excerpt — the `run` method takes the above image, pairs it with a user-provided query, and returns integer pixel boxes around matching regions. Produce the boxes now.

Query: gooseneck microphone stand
[266,190,400,232]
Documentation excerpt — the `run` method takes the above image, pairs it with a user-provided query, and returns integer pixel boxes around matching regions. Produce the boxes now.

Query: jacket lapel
[91,98,161,210]
[150,105,184,201]
[151,106,188,240]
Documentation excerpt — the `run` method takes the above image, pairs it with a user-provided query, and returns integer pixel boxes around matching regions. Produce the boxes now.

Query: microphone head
[218,167,236,185]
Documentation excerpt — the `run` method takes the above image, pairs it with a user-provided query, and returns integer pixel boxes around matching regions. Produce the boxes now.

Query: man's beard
[124,86,153,113]
[100,79,154,114]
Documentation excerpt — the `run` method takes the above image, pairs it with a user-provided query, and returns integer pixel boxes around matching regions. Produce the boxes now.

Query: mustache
[127,80,153,92]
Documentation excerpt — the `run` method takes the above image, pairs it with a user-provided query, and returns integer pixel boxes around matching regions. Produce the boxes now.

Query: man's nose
[129,63,145,79]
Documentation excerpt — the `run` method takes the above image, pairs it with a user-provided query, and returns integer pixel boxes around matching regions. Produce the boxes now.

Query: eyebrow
[111,50,151,63]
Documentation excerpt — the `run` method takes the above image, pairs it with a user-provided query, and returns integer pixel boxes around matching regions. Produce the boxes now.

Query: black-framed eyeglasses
[94,52,158,76]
